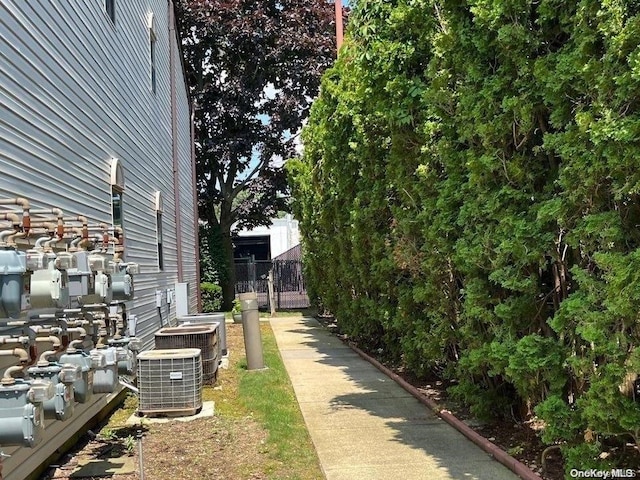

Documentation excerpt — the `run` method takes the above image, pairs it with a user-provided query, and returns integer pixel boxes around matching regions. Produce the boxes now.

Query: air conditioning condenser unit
[137,348,202,417]
[154,325,220,384]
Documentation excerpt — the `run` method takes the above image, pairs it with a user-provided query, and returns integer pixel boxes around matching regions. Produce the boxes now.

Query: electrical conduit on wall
[169,0,184,284]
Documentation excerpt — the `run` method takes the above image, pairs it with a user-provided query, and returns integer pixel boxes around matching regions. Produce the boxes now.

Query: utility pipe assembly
[0,197,30,232]
[0,197,141,456]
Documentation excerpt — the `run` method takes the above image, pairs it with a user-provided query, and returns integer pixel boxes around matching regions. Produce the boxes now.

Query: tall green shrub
[289,0,640,469]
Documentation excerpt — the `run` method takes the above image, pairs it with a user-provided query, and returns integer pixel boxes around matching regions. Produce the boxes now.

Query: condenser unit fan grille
[155,325,219,384]
[137,348,202,416]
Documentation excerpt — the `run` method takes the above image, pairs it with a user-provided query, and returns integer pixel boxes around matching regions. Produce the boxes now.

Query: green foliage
[232,298,242,315]
[99,427,117,441]
[201,282,222,312]
[199,223,227,285]
[535,395,581,445]
[562,443,611,474]
[123,435,136,455]
[176,0,336,309]
[289,0,640,468]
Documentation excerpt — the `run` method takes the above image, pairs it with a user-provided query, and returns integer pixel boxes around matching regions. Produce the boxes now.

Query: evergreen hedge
[287,0,640,470]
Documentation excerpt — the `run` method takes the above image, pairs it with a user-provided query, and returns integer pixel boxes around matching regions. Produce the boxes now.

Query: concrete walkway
[270,316,521,480]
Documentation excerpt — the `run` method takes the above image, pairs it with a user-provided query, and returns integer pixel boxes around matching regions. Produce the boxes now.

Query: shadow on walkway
[271,317,519,480]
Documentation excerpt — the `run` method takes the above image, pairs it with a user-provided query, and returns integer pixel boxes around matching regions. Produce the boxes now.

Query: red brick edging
[348,343,540,480]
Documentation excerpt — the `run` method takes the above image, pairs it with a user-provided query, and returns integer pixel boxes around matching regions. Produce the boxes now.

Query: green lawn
[205,322,323,480]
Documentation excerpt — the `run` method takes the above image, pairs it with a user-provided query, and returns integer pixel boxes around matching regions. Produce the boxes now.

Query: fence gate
[234,248,310,310]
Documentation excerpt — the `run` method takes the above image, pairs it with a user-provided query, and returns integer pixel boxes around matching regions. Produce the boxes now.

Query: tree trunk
[218,200,236,311]
[199,198,237,311]
[220,228,236,311]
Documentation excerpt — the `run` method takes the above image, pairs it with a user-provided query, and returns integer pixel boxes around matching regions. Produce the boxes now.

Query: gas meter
[84,254,114,304]
[68,251,96,306]
[27,250,71,309]
[111,262,138,301]
[0,246,29,319]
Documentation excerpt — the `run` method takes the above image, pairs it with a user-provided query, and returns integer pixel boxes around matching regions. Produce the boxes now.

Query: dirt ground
[43,415,269,480]
[42,326,271,480]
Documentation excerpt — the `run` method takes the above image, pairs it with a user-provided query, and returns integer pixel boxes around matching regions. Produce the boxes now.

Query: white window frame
[104,0,116,24]
[148,13,157,94]
[110,158,125,230]
[155,191,164,271]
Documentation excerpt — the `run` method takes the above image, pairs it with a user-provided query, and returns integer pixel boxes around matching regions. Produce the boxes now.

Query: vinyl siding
[0,2,198,477]
[173,29,199,314]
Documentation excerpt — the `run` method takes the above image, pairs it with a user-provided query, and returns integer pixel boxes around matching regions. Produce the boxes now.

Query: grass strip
[203,321,322,480]
[237,323,323,480]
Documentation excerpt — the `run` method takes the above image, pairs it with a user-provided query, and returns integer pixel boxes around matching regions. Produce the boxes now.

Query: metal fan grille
[154,325,219,384]
[137,349,202,416]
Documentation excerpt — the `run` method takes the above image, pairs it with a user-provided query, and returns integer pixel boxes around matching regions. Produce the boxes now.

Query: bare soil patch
[42,325,271,480]
[44,415,269,480]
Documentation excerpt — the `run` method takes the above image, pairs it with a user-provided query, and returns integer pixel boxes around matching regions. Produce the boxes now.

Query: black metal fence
[234,258,310,310]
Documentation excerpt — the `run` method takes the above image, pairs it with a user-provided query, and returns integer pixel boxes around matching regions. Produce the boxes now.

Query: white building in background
[234,214,301,260]
[0,1,199,478]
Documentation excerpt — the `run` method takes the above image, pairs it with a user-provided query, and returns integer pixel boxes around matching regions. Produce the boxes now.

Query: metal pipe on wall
[0,348,29,384]
[190,103,202,312]
[169,0,184,283]
[0,198,30,232]
[335,0,343,52]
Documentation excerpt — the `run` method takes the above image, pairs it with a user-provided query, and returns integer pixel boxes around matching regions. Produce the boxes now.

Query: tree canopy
[175,0,337,306]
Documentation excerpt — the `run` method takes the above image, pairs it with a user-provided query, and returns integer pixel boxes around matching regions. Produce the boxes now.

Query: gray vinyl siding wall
[0,0,198,350]
[173,32,199,314]
[0,4,199,476]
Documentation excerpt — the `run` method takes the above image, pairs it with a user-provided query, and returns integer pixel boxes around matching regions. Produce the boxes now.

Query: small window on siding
[112,189,123,227]
[110,158,125,229]
[105,0,116,23]
[155,192,163,270]
[148,13,157,94]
